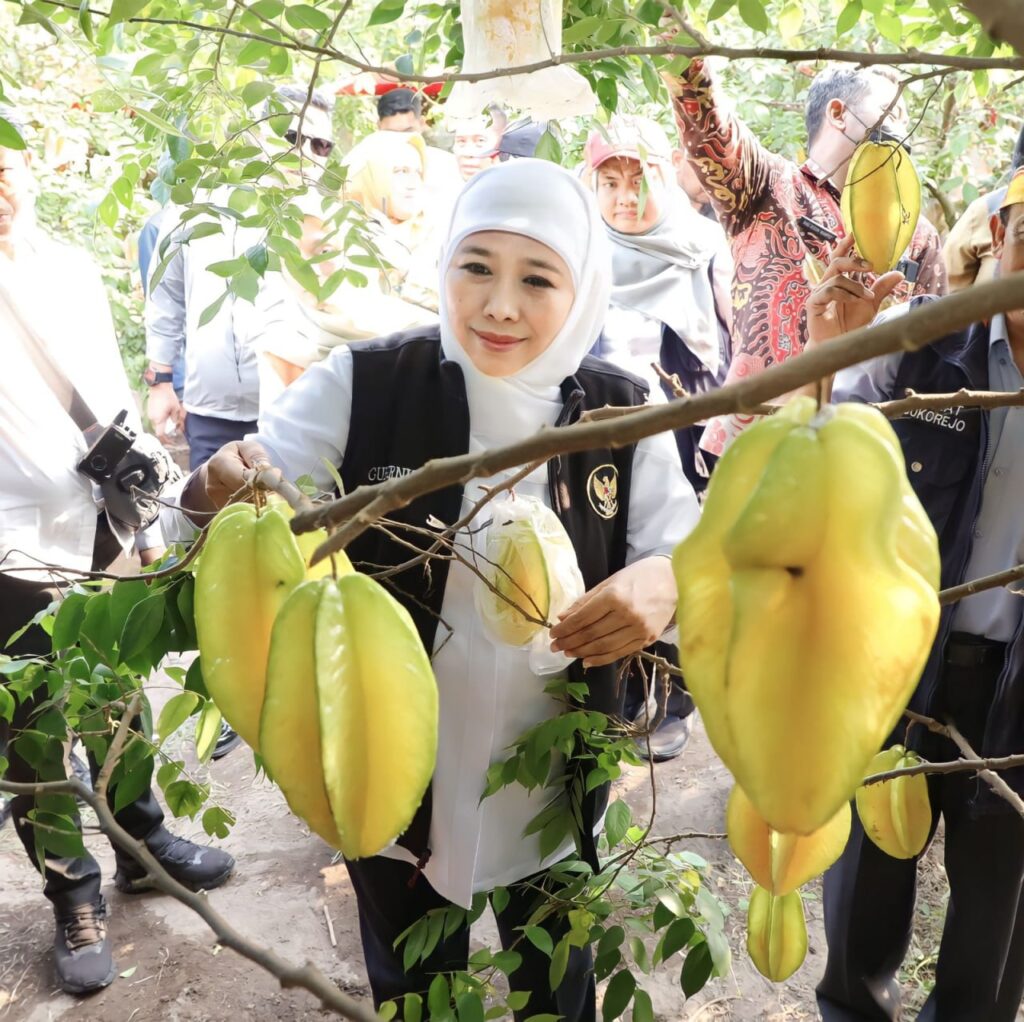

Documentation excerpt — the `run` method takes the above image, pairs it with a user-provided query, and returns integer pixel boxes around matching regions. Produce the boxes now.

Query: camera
[78,410,137,484]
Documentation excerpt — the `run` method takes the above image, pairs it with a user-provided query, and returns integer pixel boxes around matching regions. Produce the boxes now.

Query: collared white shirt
[246,346,699,906]
[0,229,146,579]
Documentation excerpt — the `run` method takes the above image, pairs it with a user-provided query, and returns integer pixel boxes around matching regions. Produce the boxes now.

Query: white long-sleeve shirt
[251,347,700,906]
[1,229,156,579]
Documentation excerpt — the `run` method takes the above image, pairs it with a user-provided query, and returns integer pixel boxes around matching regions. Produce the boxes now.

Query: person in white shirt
[175,159,699,1021]
[0,106,234,997]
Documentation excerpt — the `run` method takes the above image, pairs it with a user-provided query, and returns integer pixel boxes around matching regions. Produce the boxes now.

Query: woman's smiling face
[444,230,575,377]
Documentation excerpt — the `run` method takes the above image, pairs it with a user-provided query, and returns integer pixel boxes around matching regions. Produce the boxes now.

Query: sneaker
[210,721,242,761]
[54,896,117,995]
[114,827,235,894]
[626,697,694,763]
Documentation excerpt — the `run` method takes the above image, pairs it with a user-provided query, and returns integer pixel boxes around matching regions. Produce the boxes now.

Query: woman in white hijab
[179,159,699,1021]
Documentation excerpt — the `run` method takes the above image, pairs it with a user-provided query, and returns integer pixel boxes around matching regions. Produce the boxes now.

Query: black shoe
[210,721,242,761]
[114,828,235,894]
[54,896,117,995]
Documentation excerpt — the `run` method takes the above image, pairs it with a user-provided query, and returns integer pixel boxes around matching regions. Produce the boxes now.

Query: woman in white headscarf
[177,159,699,1021]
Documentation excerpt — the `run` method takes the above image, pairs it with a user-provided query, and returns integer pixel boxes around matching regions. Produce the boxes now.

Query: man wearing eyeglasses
[144,85,334,759]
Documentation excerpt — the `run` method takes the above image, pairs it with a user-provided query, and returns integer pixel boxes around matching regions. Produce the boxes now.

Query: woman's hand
[548,557,677,669]
[181,440,274,523]
[806,234,904,347]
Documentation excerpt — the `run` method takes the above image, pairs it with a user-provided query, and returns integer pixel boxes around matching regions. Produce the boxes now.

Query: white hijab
[438,159,612,447]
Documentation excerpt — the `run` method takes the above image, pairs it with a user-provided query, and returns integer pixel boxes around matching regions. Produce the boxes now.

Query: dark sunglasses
[284,129,335,158]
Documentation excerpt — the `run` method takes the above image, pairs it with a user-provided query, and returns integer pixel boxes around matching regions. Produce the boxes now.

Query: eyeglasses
[284,129,335,159]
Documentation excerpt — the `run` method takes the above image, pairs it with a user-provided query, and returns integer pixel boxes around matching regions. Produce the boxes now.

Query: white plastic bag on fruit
[474,493,586,674]
[445,0,596,121]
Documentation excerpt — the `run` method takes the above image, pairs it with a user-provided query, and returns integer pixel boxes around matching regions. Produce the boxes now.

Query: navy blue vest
[885,307,1024,801]
[337,329,653,869]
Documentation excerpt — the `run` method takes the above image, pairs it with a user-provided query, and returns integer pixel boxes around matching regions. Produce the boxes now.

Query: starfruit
[727,785,850,896]
[195,502,306,751]
[476,494,582,648]
[266,493,354,580]
[856,745,933,859]
[316,573,438,859]
[673,399,940,834]
[840,139,921,273]
[747,886,808,982]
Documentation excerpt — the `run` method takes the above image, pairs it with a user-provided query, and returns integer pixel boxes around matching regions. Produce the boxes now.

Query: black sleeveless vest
[338,328,651,869]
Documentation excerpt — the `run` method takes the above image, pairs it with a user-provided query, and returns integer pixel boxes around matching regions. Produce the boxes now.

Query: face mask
[845,108,911,155]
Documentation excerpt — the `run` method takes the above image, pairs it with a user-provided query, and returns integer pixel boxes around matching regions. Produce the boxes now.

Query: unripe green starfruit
[747,886,808,982]
[195,502,306,751]
[840,139,921,273]
[856,745,933,859]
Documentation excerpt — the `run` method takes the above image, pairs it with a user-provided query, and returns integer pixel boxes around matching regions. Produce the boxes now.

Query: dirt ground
[0,664,1013,1022]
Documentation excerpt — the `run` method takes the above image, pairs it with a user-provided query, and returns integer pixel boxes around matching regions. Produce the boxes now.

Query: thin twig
[94,692,143,799]
[862,751,1024,785]
[939,563,1024,606]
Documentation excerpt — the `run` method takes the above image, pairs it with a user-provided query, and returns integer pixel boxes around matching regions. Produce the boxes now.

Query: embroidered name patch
[367,465,413,482]
[587,465,619,519]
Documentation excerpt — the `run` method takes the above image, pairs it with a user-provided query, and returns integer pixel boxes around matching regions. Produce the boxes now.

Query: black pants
[346,856,596,1022]
[1,574,165,912]
[817,637,1024,1021]
[184,412,258,471]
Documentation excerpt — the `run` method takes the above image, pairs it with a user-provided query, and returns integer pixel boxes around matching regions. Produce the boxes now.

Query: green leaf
[0,687,14,722]
[379,1003,398,1022]
[524,925,553,957]
[533,129,563,165]
[98,192,119,229]
[427,974,450,1018]
[132,106,187,138]
[596,77,618,114]
[680,940,714,997]
[119,595,164,663]
[632,988,654,1022]
[92,88,124,113]
[156,691,200,742]
[737,0,769,32]
[111,176,133,208]
[165,778,208,818]
[31,811,86,858]
[113,755,154,814]
[245,243,269,275]
[660,917,696,960]
[284,4,332,31]
[604,799,631,848]
[78,0,94,42]
[156,759,183,789]
[640,60,662,104]
[107,0,148,24]
[241,81,275,108]
[873,11,902,44]
[0,116,26,151]
[778,2,803,39]
[403,993,423,1022]
[51,592,90,651]
[202,805,235,839]
[707,0,736,20]
[562,15,604,45]
[456,993,484,1022]
[367,0,405,26]
[548,935,570,992]
[836,0,862,35]
[185,657,208,699]
[197,291,229,328]
[602,970,636,1020]
[194,700,221,763]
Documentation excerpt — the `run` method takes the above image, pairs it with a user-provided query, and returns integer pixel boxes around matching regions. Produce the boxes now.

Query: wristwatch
[143,366,175,387]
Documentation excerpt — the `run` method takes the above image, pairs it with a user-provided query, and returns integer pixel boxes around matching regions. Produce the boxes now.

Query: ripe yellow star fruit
[673,400,940,834]
[747,886,808,982]
[316,574,439,859]
[856,745,933,859]
[265,493,354,580]
[195,502,306,751]
[840,139,921,273]
[726,785,851,896]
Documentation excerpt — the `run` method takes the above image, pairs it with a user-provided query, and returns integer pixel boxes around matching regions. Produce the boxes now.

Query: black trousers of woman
[346,855,596,1022]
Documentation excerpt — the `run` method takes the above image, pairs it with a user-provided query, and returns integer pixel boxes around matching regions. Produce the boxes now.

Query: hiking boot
[114,827,235,894]
[210,721,242,761]
[54,896,116,995]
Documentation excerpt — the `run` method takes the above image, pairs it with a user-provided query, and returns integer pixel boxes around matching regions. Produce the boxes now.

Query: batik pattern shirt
[668,59,948,455]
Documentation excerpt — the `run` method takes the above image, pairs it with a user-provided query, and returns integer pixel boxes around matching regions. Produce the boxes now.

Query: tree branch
[295,274,1024,562]
[0,775,380,1021]
[904,709,1024,819]
[939,563,1024,605]
[862,751,1024,785]
[25,0,1024,77]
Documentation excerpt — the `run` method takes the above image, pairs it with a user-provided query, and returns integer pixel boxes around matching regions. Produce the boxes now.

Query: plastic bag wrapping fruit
[474,493,585,674]
[445,0,596,120]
